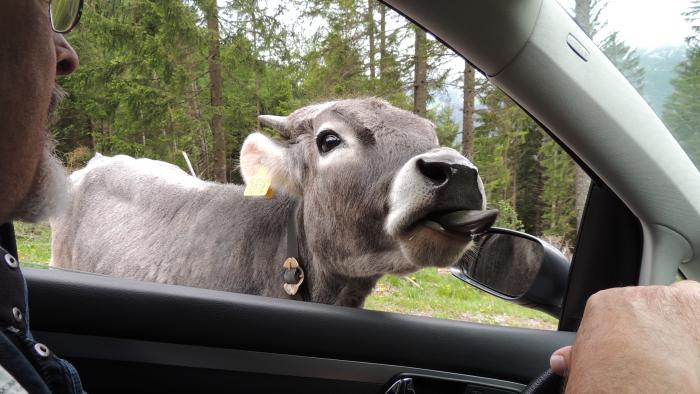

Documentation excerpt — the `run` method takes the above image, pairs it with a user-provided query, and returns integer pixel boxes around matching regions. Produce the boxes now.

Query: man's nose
[54,33,79,76]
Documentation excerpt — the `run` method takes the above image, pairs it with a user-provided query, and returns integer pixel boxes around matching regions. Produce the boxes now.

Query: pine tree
[664,0,700,166]
[53,0,209,172]
[540,140,577,240]
[433,102,458,148]
[515,127,545,235]
[601,32,645,93]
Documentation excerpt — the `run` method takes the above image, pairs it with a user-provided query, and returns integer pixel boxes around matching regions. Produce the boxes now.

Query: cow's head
[240,98,497,278]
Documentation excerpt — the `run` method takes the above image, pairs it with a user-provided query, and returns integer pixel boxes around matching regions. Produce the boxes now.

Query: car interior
[17,0,700,393]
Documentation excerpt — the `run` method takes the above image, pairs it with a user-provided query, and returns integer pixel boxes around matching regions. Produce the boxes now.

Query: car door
[23,179,641,394]
[20,0,657,392]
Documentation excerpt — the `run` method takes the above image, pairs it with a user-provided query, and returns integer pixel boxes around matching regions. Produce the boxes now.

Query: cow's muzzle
[416,153,484,212]
[385,147,496,240]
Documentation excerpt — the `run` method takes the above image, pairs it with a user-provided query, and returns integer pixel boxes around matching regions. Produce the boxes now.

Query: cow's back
[50,154,289,295]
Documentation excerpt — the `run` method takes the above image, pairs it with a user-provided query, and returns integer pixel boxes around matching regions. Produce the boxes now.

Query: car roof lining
[381,0,543,77]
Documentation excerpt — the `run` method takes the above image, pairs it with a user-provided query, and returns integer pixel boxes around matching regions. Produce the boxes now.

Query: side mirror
[450,228,570,317]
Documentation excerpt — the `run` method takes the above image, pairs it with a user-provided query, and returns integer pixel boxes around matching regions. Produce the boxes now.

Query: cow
[50,98,497,307]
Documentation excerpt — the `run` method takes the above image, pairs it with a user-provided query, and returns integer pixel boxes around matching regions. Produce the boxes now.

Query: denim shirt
[0,223,85,394]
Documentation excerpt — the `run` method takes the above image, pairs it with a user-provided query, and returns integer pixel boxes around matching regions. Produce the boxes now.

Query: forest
[51,0,699,246]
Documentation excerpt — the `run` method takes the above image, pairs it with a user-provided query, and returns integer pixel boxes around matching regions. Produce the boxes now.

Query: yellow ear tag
[244,166,273,198]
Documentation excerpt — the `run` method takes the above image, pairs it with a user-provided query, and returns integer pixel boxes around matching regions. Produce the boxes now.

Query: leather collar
[284,199,310,302]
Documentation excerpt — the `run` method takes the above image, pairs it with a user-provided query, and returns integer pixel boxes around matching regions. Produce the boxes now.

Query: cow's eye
[316,131,342,154]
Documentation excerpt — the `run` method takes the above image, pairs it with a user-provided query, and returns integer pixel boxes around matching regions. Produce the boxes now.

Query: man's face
[0,0,79,223]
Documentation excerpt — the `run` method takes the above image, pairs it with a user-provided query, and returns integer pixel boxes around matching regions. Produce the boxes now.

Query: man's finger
[550,345,572,376]
[671,280,700,292]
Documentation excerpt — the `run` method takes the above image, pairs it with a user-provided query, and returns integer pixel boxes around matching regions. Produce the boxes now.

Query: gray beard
[49,85,67,116]
[13,86,69,223]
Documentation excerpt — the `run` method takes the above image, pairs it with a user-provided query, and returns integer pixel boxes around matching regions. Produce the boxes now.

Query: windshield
[559,0,700,169]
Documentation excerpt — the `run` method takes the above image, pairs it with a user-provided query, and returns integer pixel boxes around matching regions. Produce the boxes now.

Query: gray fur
[51,98,488,307]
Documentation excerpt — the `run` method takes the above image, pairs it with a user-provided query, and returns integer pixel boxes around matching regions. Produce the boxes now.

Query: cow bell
[282,257,305,296]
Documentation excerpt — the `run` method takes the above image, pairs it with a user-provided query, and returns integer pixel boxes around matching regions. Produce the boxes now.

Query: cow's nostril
[417,158,450,185]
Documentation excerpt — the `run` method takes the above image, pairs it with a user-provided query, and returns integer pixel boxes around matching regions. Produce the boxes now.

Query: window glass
[558,0,700,170]
[20,0,586,331]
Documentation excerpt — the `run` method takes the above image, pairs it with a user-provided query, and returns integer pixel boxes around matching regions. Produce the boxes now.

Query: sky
[562,0,694,49]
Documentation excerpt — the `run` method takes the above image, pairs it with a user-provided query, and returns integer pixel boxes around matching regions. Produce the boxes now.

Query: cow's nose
[417,156,478,187]
[416,152,483,211]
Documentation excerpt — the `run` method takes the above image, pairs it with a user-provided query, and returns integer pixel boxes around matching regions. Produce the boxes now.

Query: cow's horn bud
[258,115,288,136]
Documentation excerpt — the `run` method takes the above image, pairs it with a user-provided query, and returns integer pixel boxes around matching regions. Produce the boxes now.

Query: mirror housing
[451,228,570,317]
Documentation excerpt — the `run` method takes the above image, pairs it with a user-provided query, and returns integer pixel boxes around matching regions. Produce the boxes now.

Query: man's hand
[549,280,700,393]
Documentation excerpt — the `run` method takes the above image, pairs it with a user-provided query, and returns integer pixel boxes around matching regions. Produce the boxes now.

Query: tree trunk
[379,4,386,80]
[413,27,428,117]
[204,0,226,183]
[367,0,376,80]
[251,6,262,131]
[462,61,475,158]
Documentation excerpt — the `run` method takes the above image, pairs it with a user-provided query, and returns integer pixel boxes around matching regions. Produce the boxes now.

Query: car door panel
[25,268,573,393]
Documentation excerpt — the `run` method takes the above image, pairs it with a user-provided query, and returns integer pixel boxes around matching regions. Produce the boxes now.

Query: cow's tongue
[426,209,499,235]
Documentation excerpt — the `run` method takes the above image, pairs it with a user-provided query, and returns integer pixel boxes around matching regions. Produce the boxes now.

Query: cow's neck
[290,198,381,307]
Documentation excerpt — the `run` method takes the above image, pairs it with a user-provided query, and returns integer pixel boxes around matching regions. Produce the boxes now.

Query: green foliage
[474,85,521,204]
[492,200,524,231]
[54,0,210,172]
[51,0,605,278]
[514,127,544,235]
[539,140,577,240]
[473,82,578,241]
[664,50,700,166]
[474,85,546,234]
[431,102,459,148]
[301,29,371,99]
[65,146,94,171]
[601,32,645,93]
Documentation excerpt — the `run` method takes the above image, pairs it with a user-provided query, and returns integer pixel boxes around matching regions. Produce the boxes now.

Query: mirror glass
[461,233,544,297]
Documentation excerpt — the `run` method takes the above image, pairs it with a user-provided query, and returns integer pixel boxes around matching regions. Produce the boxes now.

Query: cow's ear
[240,132,301,195]
[240,132,283,183]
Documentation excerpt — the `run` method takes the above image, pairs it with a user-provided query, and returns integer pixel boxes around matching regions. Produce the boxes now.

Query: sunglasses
[49,0,84,34]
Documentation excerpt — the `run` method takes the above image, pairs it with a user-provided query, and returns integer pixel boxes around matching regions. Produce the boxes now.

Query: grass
[14,222,52,266]
[365,268,557,330]
[13,222,557,330]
